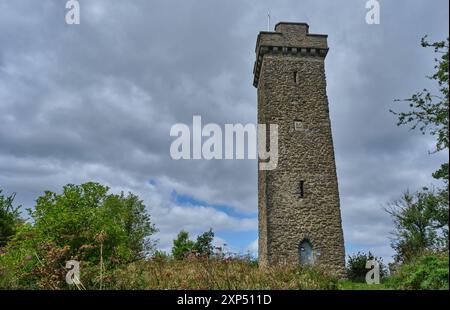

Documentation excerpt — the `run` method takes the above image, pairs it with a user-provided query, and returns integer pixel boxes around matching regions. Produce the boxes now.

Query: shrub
[346,251,387,282]
[387,252,449,290]
[0,182,157,289]
[29,183,157,263]
[385,189,448,263]
[0,190,22,248]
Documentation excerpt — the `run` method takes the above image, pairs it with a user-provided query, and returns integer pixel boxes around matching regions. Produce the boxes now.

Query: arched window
[299,239,314,265]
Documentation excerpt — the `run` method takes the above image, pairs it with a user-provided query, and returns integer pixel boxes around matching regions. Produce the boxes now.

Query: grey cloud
[0,0,448,261]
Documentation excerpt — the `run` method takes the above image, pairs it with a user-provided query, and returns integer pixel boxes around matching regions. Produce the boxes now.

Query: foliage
[431,187,449,249]
[0,190,22,248]
[0,182,157,289]
[346,251,387,283]
[29,182,157,262]
[192,229,215,257]
[391,37,449,182]
[390,36,449,254]
[388,36,449,280]
[172,229,215,259]
[172,230,195,260]
[153,250,171,261]
[386,189,448,263]
[387,252,449,290]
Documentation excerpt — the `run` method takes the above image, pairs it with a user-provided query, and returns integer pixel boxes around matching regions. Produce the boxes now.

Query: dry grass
[1,248,339,290]
[107,257,338,290]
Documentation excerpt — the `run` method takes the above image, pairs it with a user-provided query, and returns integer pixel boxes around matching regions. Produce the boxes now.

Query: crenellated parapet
[253,22,329,87]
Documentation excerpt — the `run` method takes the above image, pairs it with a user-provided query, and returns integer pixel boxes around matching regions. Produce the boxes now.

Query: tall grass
[107,257,338,290]
[0,253,338,290]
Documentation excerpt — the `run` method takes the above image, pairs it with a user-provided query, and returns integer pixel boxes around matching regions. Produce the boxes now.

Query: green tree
[172,230,194,259]
[193,229,214,258]
[0,190,22,247]
[385,189,445,263]
[0,183,157,289]
[390,36,449,257]
[171,229,215,259]
[28,182,157,263]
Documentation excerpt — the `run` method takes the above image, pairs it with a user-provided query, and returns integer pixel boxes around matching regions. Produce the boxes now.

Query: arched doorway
[299,240,314,265]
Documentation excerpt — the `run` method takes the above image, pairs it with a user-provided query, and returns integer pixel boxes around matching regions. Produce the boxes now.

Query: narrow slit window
[294,71,300,84]
[299,181,305,198]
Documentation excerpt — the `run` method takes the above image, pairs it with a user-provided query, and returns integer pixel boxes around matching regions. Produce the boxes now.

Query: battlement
[253,22,329,87]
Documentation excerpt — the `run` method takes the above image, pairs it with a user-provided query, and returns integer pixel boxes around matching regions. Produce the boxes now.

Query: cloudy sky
[0,0,448,262]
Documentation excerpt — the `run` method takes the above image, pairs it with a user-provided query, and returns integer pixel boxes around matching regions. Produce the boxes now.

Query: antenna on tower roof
[267,11,271,31]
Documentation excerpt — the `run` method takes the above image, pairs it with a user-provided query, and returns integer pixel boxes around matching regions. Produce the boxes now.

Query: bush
[385,189,448,263]
[387,252,449,290]
[0,190,22,247]
[0,182,157,289]
[346,252,387,282]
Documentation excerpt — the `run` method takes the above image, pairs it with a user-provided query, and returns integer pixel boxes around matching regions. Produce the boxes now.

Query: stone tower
[254,22,345,277]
